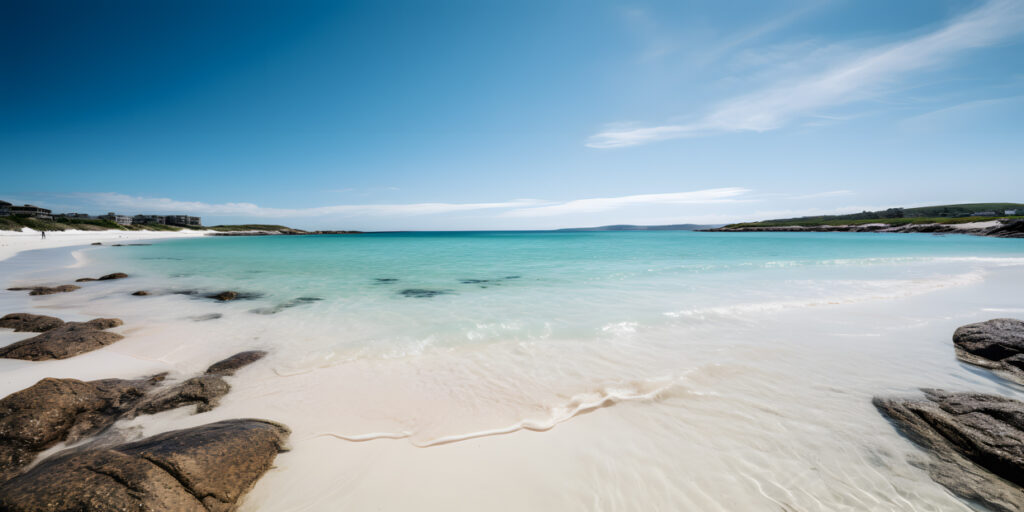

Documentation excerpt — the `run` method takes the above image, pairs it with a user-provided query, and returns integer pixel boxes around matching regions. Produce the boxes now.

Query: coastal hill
[0,216,360,235]
[709,202,1024,237]
[556,224,722,232]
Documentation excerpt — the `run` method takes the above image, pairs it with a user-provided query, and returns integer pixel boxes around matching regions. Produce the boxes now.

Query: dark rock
[0,318,124,361]
[399,289,451,298]
[0,313,64,333]
[953,318,1024,384]
[131,290,150,296]
[249,297,321,315]
[986,219,1024,238]
[97,272,128,281]
[75,277,97,282]
[90,242,102,245]
[190,313,223,322]
[0,376,162,482]
[873,389,1024,512]
[8,285,82,295]
[205,351,267,376]
[458,279,491,284]
[0,419,289,512]
[374,278,399,284]
[134,376,231,415]
[209,291,238,301]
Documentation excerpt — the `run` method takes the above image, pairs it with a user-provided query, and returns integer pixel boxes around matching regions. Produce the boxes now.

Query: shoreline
[705,218,1024,237]
[0,228,214,262]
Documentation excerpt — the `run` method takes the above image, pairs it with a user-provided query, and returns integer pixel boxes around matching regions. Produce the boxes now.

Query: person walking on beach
[41,231,46,239]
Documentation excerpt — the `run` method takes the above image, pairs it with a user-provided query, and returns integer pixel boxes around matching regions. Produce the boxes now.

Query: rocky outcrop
[134,376,231,415]
[0,313,64,333]
[873,389,1024,512]
[0,318,125,361]
[205,351,267,376]
[0,376,163,481]
[0,419,289,512]
[75,277,96,282]
[7,285,81,295]
[98,272,128,280]
[209,291,239,301]
[987,219,1024,238]
[953,318,1024,385]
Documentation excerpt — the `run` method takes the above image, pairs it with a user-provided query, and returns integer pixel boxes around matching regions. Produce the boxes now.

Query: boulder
[0,313,64,333]
[0,376,162,482]
[0,319,124,361]
[205,351,268,376]
[97,272,128,281]
[74,277,97,282]
[873,389,1024,512]
[7,285,81,295]
[209,291,239,301]
[131,290,150,296]
[0,419,289,512]
[953,318,1024,384]
[134,376,231,415]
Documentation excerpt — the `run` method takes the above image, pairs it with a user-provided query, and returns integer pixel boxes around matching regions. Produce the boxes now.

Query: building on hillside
[971,211,997,217]
[133,214,167,225]
[11,205,52,219]
[0,200,11,216]
[1006,209,1018,216]
[166,215,201,227]
[99,212,133,225]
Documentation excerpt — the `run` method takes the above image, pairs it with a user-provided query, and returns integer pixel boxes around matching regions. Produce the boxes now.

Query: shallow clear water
[3,231,1024,511]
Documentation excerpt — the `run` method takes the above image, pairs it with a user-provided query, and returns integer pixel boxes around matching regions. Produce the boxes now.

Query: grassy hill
[724,203,1024,229]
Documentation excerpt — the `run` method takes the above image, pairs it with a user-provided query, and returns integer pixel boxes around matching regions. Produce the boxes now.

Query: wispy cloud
[72,188,759,220]
[502,187,752,217]
[588,0,1024,148]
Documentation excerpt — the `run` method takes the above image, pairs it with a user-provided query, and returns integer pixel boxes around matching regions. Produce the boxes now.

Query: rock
[97,272,128,281]
[399,288,451,298]
[90,242,102,245]
[209,291,239,301]
[0,318,124,361]
[205,351,268,376]
[873,389,1024,512]
[953,318,1024,384]
[374,278,398,284]
[0,419,289,512]
[249,297,321,315]
[0,376,162,482]
[75,277,97,282]
[0,313,64,333]
[986,219,1024,238]
[190,313,223,322]
[131,290,150,296]
[134,376,231,415]
[8,285,81,295]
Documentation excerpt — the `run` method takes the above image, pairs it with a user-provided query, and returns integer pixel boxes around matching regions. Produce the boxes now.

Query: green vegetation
[207,224,306,233]
[724,203,1024,229]
[0,216,194,232]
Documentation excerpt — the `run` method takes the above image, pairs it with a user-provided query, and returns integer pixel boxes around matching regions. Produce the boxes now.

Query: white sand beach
[0,228,212,262]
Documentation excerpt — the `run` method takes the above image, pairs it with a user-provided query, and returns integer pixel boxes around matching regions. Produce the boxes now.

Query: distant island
[707,203,1024,238]
[556,224,722,232]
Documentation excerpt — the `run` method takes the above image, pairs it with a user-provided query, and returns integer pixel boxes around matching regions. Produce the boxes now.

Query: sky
[2,0,1023,230]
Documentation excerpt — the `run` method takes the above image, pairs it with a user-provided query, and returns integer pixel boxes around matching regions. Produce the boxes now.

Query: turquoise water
[28,231,1024,510]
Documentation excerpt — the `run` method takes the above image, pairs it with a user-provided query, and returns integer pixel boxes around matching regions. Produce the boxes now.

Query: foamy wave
[316,378,676,447]
[665,270,986,318]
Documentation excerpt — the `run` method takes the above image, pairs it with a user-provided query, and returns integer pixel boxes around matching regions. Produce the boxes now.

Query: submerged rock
[7,285,81,296]
[190,313,223,322]
[953,318,1024,385]
[873,389,1024,512]
[210,291,238,301]
[0,375,163,482]
[131,290,150,296]
[98,272,128,280]
[374,278,399,284]
[205,351,267,376]
[399,288,451,298]
[0,318,124,361]
[0,419,289,512]
[0,313,64,333]
[249,297,321,315]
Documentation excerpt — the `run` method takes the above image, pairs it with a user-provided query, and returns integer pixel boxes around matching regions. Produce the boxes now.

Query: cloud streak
[502,187,752,217]
[588,0,1024,148]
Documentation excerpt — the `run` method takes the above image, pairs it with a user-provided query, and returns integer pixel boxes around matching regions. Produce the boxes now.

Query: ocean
[2,231,1024,510]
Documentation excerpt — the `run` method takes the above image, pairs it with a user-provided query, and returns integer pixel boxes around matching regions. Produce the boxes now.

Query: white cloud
[502,187,752,217]
[588,0,1024,148]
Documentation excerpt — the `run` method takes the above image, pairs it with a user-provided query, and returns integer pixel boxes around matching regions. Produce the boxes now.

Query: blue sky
[2,0,1022,230]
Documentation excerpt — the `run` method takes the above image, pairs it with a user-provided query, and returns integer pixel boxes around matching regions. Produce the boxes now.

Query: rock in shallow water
[134,375,231,415]
[7,285,81,295]
[0,313,64,333]
[205,351,267,376]
[0,319,125,361]
[873,389,1024,512]
[0,419,289,512]
[953,318,1024,384]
